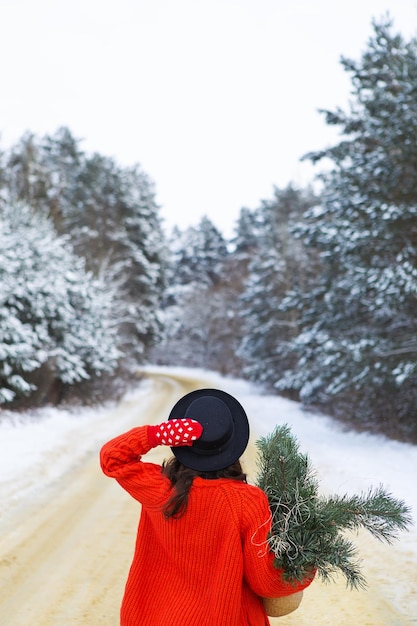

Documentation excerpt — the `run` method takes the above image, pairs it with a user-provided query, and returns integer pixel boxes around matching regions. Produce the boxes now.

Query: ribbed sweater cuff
[100,426,152,476]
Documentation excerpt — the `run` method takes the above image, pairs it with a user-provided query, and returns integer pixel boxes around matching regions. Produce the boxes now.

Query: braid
[161,458,246,519]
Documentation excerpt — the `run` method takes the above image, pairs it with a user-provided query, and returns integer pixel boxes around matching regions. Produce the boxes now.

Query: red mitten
[148,419,203,448]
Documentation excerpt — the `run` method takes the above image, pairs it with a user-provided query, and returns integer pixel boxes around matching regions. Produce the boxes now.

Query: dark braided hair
[161,457,246,519]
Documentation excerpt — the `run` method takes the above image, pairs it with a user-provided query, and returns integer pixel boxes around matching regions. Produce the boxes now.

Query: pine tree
[276,19,417,440]
[256,425,412,588]
[3,128,167,363]
[5,132,50,210]
[41,126,84,230]
[0,204,119,405]
[238,186,319,387]
[152,217,238,371]
[230,207,260,254]
[169,216,228,288]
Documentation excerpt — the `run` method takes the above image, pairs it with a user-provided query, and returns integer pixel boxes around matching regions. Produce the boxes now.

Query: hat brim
[168,388,249,471]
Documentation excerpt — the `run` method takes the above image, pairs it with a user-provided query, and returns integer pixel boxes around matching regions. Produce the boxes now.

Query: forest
[1,19,417,443]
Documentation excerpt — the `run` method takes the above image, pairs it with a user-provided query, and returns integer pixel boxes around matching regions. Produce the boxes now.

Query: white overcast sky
[1,0,417,237]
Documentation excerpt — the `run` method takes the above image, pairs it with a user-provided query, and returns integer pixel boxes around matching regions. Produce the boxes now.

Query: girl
[100,388,314,625]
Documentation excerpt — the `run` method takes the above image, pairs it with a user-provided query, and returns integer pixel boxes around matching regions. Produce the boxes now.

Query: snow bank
[0,379,154,519]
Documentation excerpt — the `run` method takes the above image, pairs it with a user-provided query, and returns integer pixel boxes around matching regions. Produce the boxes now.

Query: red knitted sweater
[100,426,314,626]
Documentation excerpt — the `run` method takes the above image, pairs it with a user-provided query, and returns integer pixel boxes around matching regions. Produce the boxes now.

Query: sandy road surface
[0,371,416,625]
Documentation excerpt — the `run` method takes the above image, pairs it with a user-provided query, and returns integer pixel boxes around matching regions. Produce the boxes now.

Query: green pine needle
[256,425,413,589]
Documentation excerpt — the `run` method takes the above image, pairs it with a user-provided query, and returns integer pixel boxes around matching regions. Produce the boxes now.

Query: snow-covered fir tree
[168,216,228,287]
[230,207,261,254]
[4,132,52,212]
[0,204,119,405]
[152,216,240,371]
[2,128,167,363]
[238,186,318,388]
[276,19,417,441]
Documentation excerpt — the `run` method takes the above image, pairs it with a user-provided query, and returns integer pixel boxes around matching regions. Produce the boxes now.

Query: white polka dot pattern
[148,419,203,448]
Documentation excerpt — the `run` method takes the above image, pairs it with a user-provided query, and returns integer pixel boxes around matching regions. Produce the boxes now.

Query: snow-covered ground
[1,365,416,557]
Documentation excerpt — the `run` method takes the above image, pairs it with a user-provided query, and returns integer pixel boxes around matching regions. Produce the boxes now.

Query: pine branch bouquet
[256,425,413,589]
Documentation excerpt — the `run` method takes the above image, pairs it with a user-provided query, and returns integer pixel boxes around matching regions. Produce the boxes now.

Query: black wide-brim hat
[168,388,250,472]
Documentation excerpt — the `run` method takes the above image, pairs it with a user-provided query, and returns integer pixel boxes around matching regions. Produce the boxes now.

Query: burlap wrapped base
[262,590,303,617]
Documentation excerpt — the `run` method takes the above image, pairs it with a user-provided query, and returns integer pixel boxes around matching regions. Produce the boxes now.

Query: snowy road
[0,369,416,625]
